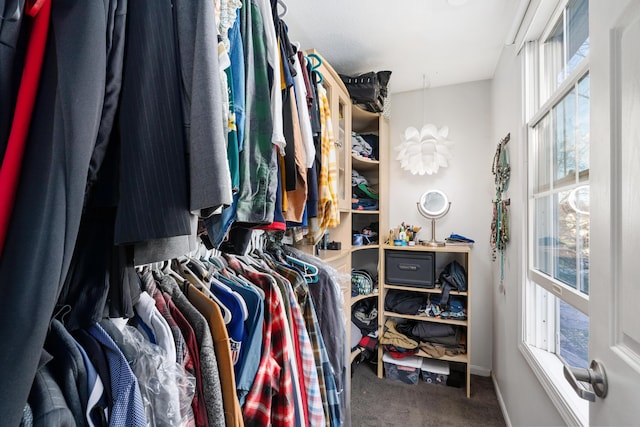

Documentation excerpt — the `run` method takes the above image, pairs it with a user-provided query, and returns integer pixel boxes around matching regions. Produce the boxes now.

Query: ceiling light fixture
[395,75,454,175]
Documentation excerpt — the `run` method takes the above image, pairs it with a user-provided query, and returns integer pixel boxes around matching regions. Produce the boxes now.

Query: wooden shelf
[414,350,468,364]
[382,244,471,253]
[384,284,468,296]
[351,209,380,215]
[383,311,468,327]
[316,249,350,263]
[351,347,364,363]
[351,244,380,252]
[352,104,380,133]
[352,155,380,173]
[352,291,379,305]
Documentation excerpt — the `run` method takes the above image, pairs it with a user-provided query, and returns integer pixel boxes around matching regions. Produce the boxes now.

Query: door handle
[562,359,608,402]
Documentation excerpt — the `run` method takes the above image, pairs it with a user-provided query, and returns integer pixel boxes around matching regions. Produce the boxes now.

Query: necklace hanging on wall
[491,133,511,291]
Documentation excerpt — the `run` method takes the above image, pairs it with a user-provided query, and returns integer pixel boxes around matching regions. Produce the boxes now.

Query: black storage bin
[385,251,435,288]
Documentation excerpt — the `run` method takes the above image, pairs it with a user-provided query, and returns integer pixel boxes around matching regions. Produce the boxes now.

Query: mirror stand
[423,217,445,247]
[417,189,451,247]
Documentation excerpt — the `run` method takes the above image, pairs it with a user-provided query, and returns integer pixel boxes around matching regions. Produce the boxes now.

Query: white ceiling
[284,0,523,94]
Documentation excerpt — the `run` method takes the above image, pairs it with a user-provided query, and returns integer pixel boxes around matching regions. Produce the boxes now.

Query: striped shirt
[284,264,330,426]
[276,264,327,427]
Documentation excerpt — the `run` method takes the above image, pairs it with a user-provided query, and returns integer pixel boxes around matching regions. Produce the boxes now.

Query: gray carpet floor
[350,363,506,427]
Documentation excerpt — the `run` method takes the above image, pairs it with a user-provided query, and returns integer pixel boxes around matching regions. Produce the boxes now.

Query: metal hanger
[277,0,287,18]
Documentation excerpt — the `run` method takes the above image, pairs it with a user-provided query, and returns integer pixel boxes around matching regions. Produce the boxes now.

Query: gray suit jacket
[45,320,89,427]
[28,361,76,427]
[157,274,226,427]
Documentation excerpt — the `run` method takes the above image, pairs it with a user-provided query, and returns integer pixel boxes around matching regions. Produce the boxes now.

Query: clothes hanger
[222,253,268,299]
[277,0,287,18]
[238,232,262,268]
[183,245,210,274]
[307,53,322,69]
[307,53,324,84]
[182,245,211,278]
[210,276,249,322]
[51,304,72,327]
[190,257,243,318]
[207,254,225,271]
[177,258,234,324]
[285,255,319,283]
[196,244,223,270]
[186,258,209,281]
[162,259,185,283]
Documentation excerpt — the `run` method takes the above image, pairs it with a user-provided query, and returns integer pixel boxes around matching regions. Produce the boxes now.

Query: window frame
[525,0,589,315]
[519,0,591,425]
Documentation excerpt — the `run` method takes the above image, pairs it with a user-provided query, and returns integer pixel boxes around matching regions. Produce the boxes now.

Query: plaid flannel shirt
[276,264,327,427]
[317,83,339,229]
[226,256,295,427]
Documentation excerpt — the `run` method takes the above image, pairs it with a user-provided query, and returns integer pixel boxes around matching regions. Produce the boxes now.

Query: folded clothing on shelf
[352,170,379,200]
[351,132,374,159]
[445,233,475,243]
[352,198,379,210]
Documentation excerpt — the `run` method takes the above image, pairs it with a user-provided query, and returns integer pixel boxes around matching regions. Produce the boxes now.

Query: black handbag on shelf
[340,71,392,113]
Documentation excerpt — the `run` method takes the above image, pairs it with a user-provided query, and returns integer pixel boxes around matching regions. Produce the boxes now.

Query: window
[523,0,590,424]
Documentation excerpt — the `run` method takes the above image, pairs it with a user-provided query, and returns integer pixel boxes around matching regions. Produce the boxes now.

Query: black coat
[0,1,109,425]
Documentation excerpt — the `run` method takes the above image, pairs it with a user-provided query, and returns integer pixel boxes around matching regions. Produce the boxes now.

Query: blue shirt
[229,8,245,152]
[209,277,247,370]
[217,273,264,406]
[72,335,108,426]
[88,323,147,427]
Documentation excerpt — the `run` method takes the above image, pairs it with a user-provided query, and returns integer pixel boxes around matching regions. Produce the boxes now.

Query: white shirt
[293,53,316,167]
[256,0,286,152]
[134,291,177,364]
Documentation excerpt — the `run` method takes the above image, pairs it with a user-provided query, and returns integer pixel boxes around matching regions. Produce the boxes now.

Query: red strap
[25,0,47,17]
[0,0,51,256]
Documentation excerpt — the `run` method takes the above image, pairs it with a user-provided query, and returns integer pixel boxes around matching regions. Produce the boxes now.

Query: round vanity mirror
[417,189,451,247]
[418,189,450,218]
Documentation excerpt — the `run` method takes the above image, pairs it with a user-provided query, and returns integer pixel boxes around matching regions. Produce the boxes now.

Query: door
[333,85,352,211]
[589,0,640,424]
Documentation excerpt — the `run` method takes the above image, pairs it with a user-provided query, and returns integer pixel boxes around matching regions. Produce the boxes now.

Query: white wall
[490,44,564,426]
[386,46,568,425]
[388,80,495,375]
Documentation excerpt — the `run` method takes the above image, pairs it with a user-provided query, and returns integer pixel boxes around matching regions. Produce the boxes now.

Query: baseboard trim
[470,364,491,376]
[491,372,512,427]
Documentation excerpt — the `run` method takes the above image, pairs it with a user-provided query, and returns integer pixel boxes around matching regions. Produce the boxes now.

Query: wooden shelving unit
[378,244,473,398]
[295,51,389,416]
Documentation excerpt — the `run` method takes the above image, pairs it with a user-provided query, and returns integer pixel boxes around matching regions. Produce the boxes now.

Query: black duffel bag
[384,289,426,315]
[340,71,392,113]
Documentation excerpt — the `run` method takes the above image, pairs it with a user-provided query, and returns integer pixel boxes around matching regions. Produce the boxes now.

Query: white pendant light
[396,75,454,175]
